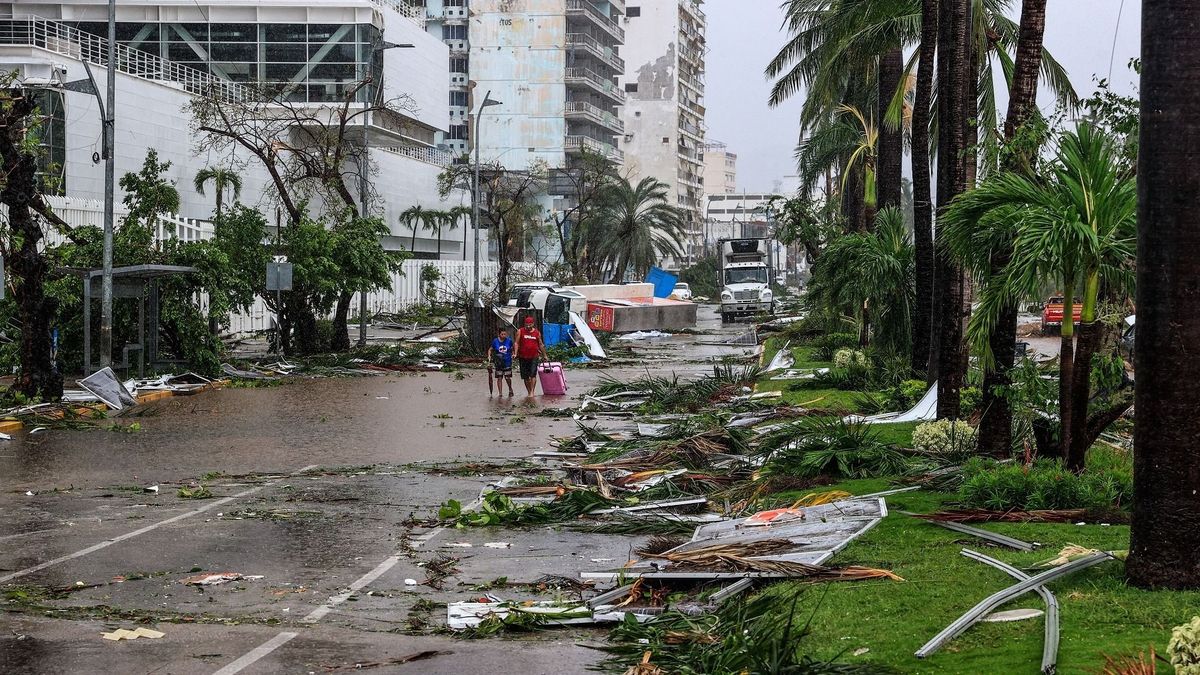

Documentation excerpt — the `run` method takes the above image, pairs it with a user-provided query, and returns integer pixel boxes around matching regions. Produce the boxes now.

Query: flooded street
[0,306,754,675]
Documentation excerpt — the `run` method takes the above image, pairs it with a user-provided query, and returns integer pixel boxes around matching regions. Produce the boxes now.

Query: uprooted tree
[188,79,410,353]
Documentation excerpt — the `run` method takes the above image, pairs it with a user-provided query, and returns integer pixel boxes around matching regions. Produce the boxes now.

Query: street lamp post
[98,0,115,369]
[357,40,413,348]
[472,90,502,303]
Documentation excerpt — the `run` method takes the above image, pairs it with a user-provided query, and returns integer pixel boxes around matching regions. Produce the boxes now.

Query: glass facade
[77,22,381,103]
[32,90,66,195]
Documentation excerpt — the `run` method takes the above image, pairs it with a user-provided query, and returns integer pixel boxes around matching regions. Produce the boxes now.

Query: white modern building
[702,140,736,195]
[0,0,470,259]
[618,0,706,229]
[420,0,471,156]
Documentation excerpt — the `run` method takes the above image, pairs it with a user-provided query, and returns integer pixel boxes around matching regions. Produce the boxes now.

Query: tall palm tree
[445,205,472,261]
[976,0,1050,457]
[941,122,1136,469]
[597,177,686,282]
[1127,0,1200,591]
[909,0,937,376]
[932,0,973,420]
[193,167,242,216]
[399,205,436,256]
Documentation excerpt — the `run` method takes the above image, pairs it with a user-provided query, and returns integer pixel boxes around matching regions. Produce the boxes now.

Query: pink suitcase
[538,361,568,396]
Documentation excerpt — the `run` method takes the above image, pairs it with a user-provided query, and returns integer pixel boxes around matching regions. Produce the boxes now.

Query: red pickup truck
[1041,296,1083,334]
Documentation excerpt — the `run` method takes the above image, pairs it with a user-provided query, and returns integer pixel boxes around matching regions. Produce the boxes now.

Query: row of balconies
[565,66,626,104]
[566,0,625,44]
[565,134,624,162]
[566,32,624,72]
[564,100,624,133]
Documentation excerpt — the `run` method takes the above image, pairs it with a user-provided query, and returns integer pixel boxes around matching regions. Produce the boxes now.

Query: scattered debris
[101,627,165,641]
[846,384,937,425]
[483,542,511,549]
[905,513,1038,551]
[79,367,138,411]
[916,550,1112,660]
[182,572,263,586]
[961,549,1061,674]
[982,608,1045,623]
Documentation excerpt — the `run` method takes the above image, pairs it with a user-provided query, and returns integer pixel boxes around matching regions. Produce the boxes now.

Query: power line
[1107,0,1126,83]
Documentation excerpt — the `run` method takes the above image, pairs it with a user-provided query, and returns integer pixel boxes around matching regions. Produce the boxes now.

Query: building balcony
[566,33,624,72]
[680,0,706,23]
[450,73,468,88]
[446,39,468,55]
[565,100,624,133]
[429,5,469,21]
[566,0,625,44]
[566,135,624,162]
[565,67,626,104]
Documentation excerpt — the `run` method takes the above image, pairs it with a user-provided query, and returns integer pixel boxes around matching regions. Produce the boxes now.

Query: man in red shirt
[515,315,547,397]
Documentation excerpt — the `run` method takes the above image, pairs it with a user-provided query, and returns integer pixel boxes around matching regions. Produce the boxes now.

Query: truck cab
[718,238,774,322]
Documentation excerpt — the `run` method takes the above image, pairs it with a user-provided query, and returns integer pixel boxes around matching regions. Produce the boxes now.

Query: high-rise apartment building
[703,140,736,195]
[421,0,471,155]
[619,0,706,228]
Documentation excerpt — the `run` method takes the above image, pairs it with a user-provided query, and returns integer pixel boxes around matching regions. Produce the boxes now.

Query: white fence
[226,259,520,335]
[21,196,527,335]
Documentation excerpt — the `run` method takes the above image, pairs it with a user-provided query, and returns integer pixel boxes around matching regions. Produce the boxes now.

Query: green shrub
[958,459,1133,511]
[833,348,868,369]
[809,332,859,360]
[1170,617,1200,675]
[960,386,982,414]
[912,419,977,459]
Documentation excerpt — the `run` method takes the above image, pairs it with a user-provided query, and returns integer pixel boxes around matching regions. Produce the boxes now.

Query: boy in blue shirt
[486,327,515,397]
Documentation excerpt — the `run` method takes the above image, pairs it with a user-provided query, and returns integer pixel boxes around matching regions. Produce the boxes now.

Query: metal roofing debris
[962,549,1061,674]
[79,367,138,410]
[765,341,795,372]
[915,551,1112,660]
[584,498,888,580]
[846,384,937,424]
[906,513,1038,551]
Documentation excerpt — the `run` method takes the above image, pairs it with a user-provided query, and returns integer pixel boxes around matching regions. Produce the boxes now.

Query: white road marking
[209,498,477,675]
[210,632,300,675]
[0,465,320,584]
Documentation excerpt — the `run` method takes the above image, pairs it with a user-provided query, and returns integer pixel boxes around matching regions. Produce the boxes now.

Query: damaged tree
[0,75,75,400]
[188,79,411,353]
[546,148,620,283]
[438,160,546,300]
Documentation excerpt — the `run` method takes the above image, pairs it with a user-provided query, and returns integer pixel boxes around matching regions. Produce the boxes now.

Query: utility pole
[98,0,116,369]
[472,90,501,302]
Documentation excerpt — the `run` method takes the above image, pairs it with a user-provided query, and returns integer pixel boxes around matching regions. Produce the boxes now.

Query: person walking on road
[486,327,515,397]
[515,315,547,397]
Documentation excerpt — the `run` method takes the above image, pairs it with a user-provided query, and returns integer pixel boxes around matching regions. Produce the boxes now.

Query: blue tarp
[543,323,574,347]
[645,267,678,298]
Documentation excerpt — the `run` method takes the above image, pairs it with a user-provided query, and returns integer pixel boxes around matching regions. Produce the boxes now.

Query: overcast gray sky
[705,0,1142,193]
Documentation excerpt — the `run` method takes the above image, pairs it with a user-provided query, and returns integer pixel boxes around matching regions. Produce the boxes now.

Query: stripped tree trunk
[1127,0,1200,589]
[933,0,971,418]
[911,0,938,377]
[876,47,905,217]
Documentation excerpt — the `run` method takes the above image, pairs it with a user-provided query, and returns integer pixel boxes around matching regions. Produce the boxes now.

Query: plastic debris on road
[182,572,263,586]
[102,627,165,641]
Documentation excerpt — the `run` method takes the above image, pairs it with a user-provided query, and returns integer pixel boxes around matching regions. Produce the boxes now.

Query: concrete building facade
[702,140,736,195]
[618,0,706,229]
[1,0,470,258]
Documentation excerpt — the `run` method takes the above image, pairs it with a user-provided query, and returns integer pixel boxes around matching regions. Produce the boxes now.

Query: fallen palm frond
[758,417,913,479]
[917,508,1087,523]
[1038,544,1104,567]
[439,490,617,527]
[568,516,698,536]
[792,490,854,507]
[636,535,690,557]
[593,590,893,674]
[640,539,903,580]
[589,365,764,414]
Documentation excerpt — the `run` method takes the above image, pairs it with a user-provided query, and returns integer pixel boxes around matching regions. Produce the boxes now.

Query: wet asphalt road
[0,306,755,675]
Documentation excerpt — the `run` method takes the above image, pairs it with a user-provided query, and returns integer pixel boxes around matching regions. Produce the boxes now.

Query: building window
[450,57,468,73]
[627,7,641,17]
[450,91,468,106]
[442,25,467,40]
[449,125,468,140]
[32,90,66,195]
[625,83,638,93]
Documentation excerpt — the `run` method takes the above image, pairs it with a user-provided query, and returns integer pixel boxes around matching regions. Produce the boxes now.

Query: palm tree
[806,207,914,353]
[909,0,937,377]
[1127,0,1200,591]
[597,177,686,282]
[193,167,242,216]
[445,205,472,260]
[976,0,1050,458]
[941,122,1136,469]
[399,205,436,256]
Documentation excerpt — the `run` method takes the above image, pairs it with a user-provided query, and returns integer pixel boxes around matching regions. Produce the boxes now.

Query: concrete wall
[379,3,451,133]
[469,0,567,171]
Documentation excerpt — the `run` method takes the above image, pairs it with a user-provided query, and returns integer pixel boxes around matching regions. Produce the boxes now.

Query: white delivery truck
[717,238,774,323]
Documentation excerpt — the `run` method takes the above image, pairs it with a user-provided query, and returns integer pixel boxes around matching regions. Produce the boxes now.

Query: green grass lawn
[749,477,1180,674]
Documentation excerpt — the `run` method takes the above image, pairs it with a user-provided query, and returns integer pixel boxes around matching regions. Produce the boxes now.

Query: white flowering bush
[833,348,868,369]
[912,419,977,457]
[1170,616,1200,674]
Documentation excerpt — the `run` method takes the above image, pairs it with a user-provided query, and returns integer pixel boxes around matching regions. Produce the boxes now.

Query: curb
[0,382,224,434]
